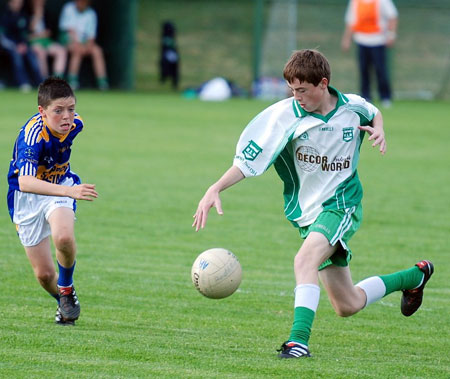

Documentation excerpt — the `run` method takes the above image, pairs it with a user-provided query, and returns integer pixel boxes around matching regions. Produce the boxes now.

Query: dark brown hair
[38,77,76,108]
[283,49,331,86]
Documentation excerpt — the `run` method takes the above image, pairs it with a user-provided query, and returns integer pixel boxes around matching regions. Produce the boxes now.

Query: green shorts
[59,31,70,46]
[30,37,52,49]
[299,204,362,270]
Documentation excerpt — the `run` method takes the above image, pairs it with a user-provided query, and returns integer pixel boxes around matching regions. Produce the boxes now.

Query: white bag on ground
[198,77,232,101]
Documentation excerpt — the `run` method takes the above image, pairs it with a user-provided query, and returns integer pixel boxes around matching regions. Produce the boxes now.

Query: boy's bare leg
[48,207,80,321]
[31,45,48,78]
[281,232,338,357]
[48,207,76,268]
[48,44,67,76]
[294,232,337,285]
[88,43,107,78]
[24,236,58,296]
[86,43,108,89]
[68,44,84,77]
[319,265,366,317]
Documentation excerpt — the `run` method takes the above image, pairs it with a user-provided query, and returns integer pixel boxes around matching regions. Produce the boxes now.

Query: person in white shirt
[59,0,108,90]
[192,49,433,359]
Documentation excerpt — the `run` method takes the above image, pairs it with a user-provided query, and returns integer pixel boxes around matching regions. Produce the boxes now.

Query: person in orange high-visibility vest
[341,0,398,107]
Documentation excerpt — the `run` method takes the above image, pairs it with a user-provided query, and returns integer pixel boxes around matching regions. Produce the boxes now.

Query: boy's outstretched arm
[192,165,245,232]
[19,175,98,201]
[358,111,387,155]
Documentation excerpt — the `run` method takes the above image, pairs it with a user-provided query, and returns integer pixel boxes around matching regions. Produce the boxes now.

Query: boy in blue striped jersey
[7,77,98,325]
[192,50,434,358]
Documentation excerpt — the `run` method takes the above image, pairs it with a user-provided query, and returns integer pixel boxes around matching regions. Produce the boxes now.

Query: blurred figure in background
[59,0,108,90]
[341,0,398,107]
[0,0,44,91]
[29,0,67,78]
[159,21,179,89]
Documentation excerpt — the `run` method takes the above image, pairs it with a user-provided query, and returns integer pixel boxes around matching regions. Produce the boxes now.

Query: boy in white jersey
[7,77,98,325]
[192,50,433,358]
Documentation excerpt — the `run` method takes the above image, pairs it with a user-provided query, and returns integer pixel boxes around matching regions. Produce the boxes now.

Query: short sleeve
[59,3,73,30]
[382,0,398,19]
[85,10,97,39]
[344,94,379,126]
[344,0,353,25]
[233,100,299,177]
[16,133,41,177]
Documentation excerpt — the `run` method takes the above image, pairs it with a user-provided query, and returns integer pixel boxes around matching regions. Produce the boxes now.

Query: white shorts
[13,178,76,247]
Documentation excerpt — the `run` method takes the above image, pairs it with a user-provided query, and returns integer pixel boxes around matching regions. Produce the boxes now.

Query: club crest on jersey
[24,148,35,158]
[342,127,354,142]
[242,140,263,161]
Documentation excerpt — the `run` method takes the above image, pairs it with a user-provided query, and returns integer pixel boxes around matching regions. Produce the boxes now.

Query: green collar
[292,86,349,122]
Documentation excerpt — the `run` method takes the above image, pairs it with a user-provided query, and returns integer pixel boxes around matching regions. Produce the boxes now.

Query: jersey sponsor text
[296,146,351,172]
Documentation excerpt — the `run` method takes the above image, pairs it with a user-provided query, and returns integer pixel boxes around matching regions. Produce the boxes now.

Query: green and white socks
[356,265,425,306]
[288,284,320,347]
[287,265,425,347]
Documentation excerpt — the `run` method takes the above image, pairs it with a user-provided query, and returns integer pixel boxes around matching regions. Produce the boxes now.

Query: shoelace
[61,289,79,307]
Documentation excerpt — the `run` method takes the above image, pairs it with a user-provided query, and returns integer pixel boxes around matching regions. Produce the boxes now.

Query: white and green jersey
[233,87,378,227]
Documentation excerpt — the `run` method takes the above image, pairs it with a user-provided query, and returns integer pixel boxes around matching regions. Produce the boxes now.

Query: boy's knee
[69,45,83,56]
[53,233,75,252]
[294,250,321,271]
[332,302,361,317]
[36,269,56,286]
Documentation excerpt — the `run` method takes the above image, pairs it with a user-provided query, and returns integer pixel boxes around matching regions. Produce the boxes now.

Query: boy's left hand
[358,125,387,155]
[70,183,98,201]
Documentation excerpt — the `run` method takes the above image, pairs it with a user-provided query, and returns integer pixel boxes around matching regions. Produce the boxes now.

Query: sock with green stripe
[380,266,424,294]
[288,284,320,346]
[357,265,424,307]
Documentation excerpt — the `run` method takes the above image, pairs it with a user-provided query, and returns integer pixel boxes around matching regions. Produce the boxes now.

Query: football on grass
[191,248,242,299]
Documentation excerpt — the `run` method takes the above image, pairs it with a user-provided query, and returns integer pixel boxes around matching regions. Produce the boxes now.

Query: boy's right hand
[192,187,223,232]
[192,166,245,232]
[70,184,98,201]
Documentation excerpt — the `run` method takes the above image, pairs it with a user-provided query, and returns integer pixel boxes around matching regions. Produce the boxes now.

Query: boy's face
[287,78,328,113]
[38,97,76,135]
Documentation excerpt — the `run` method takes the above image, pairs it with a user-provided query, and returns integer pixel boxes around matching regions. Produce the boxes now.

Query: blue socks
[51,293,61,304]
[57,261,75,288]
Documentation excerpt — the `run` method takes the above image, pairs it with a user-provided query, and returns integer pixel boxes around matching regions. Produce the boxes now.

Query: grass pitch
[0,90,449,378]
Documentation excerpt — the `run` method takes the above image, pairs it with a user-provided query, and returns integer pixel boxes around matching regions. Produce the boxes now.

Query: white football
[191,248,242,299]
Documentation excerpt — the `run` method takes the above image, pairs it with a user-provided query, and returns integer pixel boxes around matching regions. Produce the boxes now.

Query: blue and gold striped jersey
[7,113,83,220]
